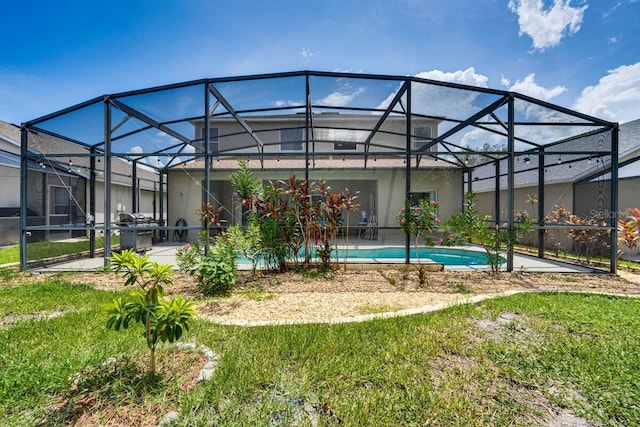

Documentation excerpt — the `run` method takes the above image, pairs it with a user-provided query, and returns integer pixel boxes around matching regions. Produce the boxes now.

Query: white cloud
[300,48,315,59]
[377,67,489,114]
[607,36,620,44]
[508,0,588,51]
[415,68,489,88]
[602,1,622,19]
[508,73,566,101]
[129,145,164,167]
[273,99,304,108]
[573,62,640,123]
[407,68,489,119]
[501,75,512,87]
[460,127,506,149]
[319,87,366,107]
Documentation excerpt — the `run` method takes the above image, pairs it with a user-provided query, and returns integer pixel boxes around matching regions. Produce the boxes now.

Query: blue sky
[1,0,639,125]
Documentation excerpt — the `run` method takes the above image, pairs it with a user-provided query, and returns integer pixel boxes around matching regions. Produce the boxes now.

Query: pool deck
[31,241,599,274]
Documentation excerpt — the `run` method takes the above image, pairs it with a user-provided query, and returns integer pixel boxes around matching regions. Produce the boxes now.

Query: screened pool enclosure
[20,71,619,272]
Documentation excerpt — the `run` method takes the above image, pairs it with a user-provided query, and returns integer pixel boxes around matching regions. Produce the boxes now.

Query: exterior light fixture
[556,156,562,164]
[524,157,530,165]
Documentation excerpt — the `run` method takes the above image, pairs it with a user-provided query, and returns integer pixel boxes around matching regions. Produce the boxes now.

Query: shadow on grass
[38,355,165,426]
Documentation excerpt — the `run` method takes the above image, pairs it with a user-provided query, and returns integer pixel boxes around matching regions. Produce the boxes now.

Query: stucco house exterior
[167,113,463,242]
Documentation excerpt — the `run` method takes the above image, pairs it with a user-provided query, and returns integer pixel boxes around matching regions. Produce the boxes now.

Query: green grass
[1,276,639,426]
[0,236,120,265]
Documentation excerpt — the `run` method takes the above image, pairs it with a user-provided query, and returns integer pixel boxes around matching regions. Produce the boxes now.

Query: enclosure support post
[610,125,619,273]
[104,97,113,265]
[537,148,545,258]
[467,170,472,193]
[494,159,500,224]
[89,147,96,257]
[132,160,138,213]
[19,127,28,270]
[506,97,515,272]
[305,74,311,183]
[404,83,412,265]
[204,84,211,252]
[159,172,165,241]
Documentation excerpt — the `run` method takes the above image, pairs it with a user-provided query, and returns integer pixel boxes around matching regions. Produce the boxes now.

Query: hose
[173,218,188,241]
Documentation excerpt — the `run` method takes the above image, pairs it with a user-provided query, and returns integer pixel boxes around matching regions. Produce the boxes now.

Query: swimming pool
[238,246,500,267]
[333,246,499,266]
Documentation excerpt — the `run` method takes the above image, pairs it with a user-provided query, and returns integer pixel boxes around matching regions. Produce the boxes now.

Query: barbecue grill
[117,212,154,252]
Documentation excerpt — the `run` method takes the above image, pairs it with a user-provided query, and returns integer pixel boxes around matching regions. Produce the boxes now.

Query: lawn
[0,236,119,265]
[0,274,638,426]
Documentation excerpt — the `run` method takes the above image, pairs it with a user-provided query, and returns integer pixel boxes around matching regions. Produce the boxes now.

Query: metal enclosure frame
[19,71,618,272]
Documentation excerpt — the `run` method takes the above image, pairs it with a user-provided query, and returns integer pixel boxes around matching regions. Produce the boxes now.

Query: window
[50,186,71,215]
[413,126,435,151]
[410,191,437,206]
[334,141,357,151]
[196,127,219,153]
[280,128,304,151]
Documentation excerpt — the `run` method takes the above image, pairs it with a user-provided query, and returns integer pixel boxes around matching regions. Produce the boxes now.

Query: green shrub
[193,234,238,295]
[104,249,196,374]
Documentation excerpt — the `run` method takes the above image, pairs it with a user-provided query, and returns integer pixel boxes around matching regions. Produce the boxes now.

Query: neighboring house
[167,113,462,241]
[473,118,640,257]
[0,120,23,245]
[0,119,164,246]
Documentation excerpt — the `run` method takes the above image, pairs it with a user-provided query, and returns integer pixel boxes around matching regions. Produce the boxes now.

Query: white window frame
[333,141,358,151]
[410,190,438,206]
[197,127,219,153]
[280,127,305,152]
[412,126,435,152]
[49,185,72,216]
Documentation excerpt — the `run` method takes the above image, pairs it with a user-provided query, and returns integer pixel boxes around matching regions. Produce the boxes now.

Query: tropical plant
[175,241,203,271]
[104,249,196,374]
[183,233,238,295]
[229,159,260,224]
[618,207,640,258]
[317,183,344,270]
[440,192,532,274]
[567,214,610,263]
[395,197,441,284]
[395,198,441,251]
[544,204,572,256]
[227,222,263,275]
[340,187,360,270]
[197,202,224,250]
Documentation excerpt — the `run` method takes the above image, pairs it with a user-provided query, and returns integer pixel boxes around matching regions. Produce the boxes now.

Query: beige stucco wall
[475,183,575,222]
[92,182,164,229]
[196,115,437,155]
[0,164,20,208]
[167,167,463,242]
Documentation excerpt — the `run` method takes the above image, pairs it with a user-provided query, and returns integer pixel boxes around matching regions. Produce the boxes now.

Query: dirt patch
[0,310,66,330]
[42,347,206,427]
[16,269,640,324]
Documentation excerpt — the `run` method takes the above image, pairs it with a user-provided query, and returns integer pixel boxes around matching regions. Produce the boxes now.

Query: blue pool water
[336,247,498,266]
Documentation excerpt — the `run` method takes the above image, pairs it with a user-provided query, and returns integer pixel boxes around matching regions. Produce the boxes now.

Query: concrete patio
[31,241,598,274]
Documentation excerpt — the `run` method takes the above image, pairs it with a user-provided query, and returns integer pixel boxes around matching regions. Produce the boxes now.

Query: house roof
[0,119,160,190]
[471,119,638,191]
[0,120,20,144]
